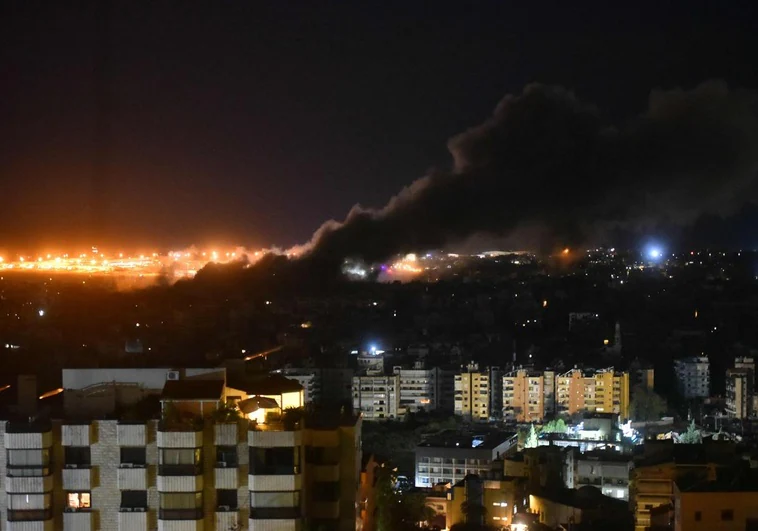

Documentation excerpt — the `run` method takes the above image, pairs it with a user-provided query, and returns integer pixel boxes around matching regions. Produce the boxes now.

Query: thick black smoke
[298,81,758,266]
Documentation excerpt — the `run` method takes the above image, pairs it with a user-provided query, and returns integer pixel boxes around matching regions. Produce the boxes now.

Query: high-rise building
[502,369,546,422]
[0,368,362,531]
[393,364,451,415]
[352,375,400,420]
[555,368,630,419]
[674,357,710,399]
[726,357,755,419]
[454,364,491,421]
[629,358,655,391]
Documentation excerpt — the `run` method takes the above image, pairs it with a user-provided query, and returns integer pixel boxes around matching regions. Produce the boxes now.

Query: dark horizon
[2,2,758,253]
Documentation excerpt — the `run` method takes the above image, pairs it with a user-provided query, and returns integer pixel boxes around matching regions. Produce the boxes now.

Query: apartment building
[674,356,710,399]
[726,357,755,419]
[414,431,518,488]
[352,375,400,420]
[575,450,632,500]
[0,369,362,531]
[392,365,448,415]
[502,369,546,422]
[555,368,630,419]
[454,364,491,421]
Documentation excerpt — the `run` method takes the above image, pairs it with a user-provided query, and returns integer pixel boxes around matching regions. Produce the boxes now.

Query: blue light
[646,245,664,260]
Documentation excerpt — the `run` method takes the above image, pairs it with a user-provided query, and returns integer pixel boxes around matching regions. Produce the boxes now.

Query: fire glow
[0,248,268,280]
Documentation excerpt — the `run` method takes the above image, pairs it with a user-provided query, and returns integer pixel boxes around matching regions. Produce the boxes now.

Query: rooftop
[417,429,516,451]
[228,374,303,396]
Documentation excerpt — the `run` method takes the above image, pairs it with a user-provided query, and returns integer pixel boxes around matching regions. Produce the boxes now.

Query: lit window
[67,492,91,510]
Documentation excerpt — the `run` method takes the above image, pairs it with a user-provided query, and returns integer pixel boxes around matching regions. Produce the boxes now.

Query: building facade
[674,357,710,399]
[502,369,545,422]
[0,369,362,531]
[414,432,517,488]
[352,375,400,420]
[454,364,491,421]
[555,368,630,419]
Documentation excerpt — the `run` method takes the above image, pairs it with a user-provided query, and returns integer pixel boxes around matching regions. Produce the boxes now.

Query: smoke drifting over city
[297,81,758,266]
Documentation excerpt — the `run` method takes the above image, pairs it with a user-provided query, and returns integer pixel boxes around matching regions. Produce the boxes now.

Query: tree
[376,466,434,531]
[677,420,703,444]
[542,418,568,434]
[525,423,539,448]
[630,385,667,422]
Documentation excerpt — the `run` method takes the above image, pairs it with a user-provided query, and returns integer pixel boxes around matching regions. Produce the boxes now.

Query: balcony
[158,509,204,531]
[248,429,301,448]
[249,474,302,491]
[62,424,92,446]
[157,429,202,448]
[118,466,148,490]
[215,510,240,530]
[214,466,239,489]
[214,423,238,445]
[118,423,147,446]
[4,423,53,449]
[5,474,53,493]
[62,466,93,490]
[63,510,93,531]
[7,508,54,531]
[118,510,148,531]
[157,474,203,492]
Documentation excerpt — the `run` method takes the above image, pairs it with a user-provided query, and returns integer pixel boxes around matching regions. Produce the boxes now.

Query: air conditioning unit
[167,370,180,381]
[218,505,231,511]
[216,461,227,468]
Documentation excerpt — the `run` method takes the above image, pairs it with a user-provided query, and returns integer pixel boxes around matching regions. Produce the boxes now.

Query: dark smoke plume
[296,81,758,267]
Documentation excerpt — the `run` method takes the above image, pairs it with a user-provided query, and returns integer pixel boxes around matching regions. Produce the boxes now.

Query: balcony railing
[158,463,202,476]
[158,508,204,520]
[250,507,300,519]
[8,508,53,521]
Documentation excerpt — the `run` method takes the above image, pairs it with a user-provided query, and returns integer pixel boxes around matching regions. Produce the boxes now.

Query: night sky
[2,2,758,252]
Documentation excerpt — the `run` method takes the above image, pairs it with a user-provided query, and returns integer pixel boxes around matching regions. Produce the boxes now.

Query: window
[66,492,91,510]
[121,491,147,510]
[120,447,146,467]
[721,509,734,521]
[64,447,91,468]
[159,492,203,520]
[250,491,300,519]
[694,511,702,522]
[216,489,238,510]
[159,448,202,475]
[215,446,238,467]
[249,447,299,475]
[7,449,50,477]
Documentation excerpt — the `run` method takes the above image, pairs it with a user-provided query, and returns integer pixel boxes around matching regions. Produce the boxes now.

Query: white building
[0,369,361,531]
[574,451,633,500]
[278,368,321,404]
[352,374,400,420]
[674,357,710,399]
